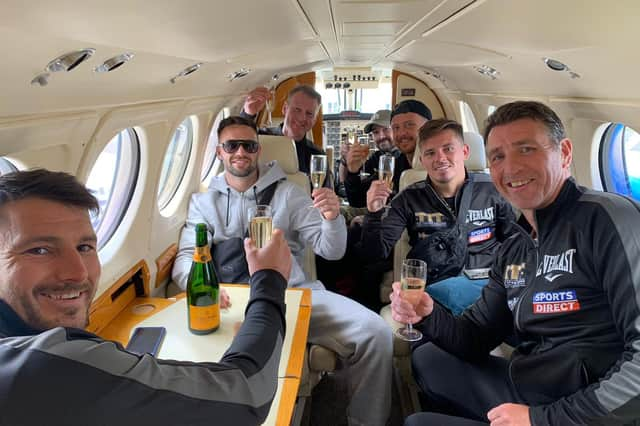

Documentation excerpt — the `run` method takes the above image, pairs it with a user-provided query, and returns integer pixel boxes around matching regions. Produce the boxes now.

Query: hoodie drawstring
[252,185,259,205]
[225,187,231,226]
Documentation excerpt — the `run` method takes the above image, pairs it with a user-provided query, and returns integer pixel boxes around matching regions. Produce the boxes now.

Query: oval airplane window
[599,123,640,201]
[158,117,194,210]
[0,157,18,175]
[201,108,228,182]
[86,128,140,249]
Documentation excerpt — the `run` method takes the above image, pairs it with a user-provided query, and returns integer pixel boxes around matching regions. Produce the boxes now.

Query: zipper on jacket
[425,182,456,220]
[513,228,539,333]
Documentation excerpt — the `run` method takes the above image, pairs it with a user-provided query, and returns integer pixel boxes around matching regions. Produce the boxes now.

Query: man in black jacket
[342,109,401,207]
[241,85,328,180]
[364,118,515,315]
[0,169,292,426]
[392,101,640,425]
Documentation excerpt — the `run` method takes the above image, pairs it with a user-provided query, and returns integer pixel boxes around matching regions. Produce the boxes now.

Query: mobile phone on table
[126,326,166,357]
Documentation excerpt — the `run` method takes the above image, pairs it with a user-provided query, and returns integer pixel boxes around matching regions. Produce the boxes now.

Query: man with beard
[342,109,400,207]
[173,116,393,426]
[0,168,293,425]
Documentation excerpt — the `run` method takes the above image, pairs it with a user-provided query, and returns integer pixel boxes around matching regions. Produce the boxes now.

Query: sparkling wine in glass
[264,90,274,126]
[379,154,395,191]
[396,259,427,342]
[310,154,327,189]
[248,205,273,249]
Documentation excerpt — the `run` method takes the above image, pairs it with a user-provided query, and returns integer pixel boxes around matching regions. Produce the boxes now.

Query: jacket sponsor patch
[468,227,493,244]
[536,248,576,282]
[465,207,495,225]
[532,290,581,314]
[504,263,526,288]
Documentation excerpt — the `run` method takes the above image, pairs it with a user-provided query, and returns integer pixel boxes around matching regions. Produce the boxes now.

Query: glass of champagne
[396,259,427,342]
[248,205,272,249]
[264,89,274,126]
[379,154,395,191]
[310,154,327,189]
[347,127,356,145]
[358,136,370,180]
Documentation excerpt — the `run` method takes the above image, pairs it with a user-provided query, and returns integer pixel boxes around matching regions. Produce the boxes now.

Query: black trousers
[406,343,526,425]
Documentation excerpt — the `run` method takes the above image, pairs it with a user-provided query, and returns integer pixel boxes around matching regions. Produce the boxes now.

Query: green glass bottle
[187,223,220,335]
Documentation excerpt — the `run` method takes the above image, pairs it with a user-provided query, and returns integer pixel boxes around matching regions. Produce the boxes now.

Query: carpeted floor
[306,368,406,426]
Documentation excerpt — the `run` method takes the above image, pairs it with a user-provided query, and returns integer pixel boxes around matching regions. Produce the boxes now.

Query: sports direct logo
[532,290,580,314]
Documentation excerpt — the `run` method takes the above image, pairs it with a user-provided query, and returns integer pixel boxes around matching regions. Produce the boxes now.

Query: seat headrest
[258,135,299,174]
[463,131,487,171]
[412,148,424,170]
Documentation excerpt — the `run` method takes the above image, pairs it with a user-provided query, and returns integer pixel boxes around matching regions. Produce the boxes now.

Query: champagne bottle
[187,223,220,335]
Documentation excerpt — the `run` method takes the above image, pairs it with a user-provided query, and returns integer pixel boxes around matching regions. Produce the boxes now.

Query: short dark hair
[287,85,322,106]
[484,101,566,147]
[418,119,463,149]
[0,169,99,214]
[217,115,258,139]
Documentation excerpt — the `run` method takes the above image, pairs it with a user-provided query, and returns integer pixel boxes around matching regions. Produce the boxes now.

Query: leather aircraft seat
[257,135,336,402]
[463,131,489,173]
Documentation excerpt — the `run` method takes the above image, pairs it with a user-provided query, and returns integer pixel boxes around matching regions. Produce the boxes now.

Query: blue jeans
[426,276,488,316]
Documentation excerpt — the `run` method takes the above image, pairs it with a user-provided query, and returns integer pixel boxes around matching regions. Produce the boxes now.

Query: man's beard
[377,137,393,152]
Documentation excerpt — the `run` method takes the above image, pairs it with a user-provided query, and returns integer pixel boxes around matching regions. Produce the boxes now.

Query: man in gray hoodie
[173,116,393,426]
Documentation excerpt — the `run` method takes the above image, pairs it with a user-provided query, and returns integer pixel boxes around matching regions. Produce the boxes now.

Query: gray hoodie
[173,161,347,290]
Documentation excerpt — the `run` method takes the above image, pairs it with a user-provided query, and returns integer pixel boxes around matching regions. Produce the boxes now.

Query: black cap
[390,99,432,121]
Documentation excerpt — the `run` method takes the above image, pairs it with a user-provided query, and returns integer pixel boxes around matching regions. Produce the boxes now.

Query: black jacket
[418,178,640,425]
[361,171,516,274]
[0,270,287,426]
[344,148,410,208]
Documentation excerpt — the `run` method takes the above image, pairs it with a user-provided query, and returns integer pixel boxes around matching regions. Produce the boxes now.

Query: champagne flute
[347,127,356,145]
[396,259,427,342]
[379,154,395,191]
[264,89,274,127]
[358,135,370,180]
[310,154,327,189]
[248,205,272,248]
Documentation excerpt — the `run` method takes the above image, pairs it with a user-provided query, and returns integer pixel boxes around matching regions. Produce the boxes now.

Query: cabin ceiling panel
[388,39,508,66]
[420,0,639,57]
[0,0,316,63]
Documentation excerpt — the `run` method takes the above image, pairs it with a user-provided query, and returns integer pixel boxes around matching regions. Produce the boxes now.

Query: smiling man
[363,119,515,315]
[173,116,393,426]
[241,85,328,180]
[0,168,294,425]
[393,102,640,426]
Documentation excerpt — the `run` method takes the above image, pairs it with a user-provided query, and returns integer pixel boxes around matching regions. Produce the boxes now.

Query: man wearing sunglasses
[173,116,394,426]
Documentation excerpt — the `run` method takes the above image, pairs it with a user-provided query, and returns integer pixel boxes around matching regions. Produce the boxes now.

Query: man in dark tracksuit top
[240,85,332,187]
[392,101,640,425]
[0,169,291,426]
[343,109,407,208]
[364,119,515,315]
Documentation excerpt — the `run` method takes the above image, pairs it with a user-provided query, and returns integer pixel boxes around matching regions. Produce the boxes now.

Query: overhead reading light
[94,53,134,73]
[334,82,342,89]
[473,65,500,80]
[170,63,202,84]
[228,67,251,81]
[325,82,333,89]
[543,58,568,72]
[45,48,95,73]
[343,82,351,89]
[542,57,581,79]
[423,69,446,84]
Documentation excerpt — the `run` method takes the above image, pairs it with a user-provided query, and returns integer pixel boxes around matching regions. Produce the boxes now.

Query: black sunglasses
[220,139,260,154]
